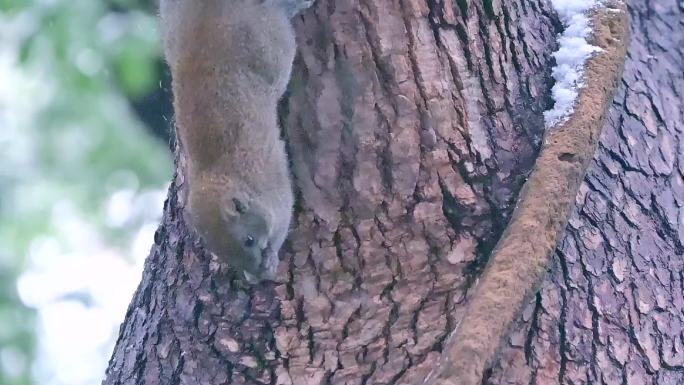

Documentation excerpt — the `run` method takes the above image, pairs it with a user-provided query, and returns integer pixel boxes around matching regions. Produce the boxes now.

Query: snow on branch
[544,0,605,129]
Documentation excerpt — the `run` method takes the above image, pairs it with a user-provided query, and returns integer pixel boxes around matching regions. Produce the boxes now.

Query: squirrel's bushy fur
[160,0,309,282]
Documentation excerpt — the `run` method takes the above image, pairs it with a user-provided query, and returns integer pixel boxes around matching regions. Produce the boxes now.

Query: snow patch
[544,0,604,129]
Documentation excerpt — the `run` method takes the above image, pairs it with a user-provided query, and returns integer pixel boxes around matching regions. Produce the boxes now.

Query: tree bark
[103,1,684,385]
[486,2,684,384]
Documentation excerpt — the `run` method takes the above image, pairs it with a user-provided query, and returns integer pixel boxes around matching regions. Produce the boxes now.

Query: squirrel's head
[187,184,276,284]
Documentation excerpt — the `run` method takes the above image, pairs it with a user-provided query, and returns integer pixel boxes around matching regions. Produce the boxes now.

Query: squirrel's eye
[244,235,256,248]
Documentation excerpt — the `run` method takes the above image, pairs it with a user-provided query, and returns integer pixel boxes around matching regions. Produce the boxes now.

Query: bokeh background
[0,1,174,384]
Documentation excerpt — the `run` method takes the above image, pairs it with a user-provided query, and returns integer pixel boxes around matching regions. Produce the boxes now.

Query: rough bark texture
[487,1,684,384]
[103,0,684,385]
[424,5,629,385]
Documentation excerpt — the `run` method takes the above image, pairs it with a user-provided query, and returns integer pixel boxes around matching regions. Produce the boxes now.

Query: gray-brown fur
[159,0,310,283]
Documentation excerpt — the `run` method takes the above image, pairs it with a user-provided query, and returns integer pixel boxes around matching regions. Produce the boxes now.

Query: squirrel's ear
[221,195,249,218]
[232,197,249,214]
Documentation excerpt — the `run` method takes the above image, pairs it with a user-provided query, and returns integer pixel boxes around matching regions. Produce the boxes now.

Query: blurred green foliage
[0,1,171,384]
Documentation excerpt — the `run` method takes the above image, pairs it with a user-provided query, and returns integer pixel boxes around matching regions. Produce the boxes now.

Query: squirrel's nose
[260,247,279,280]
[243,270,260,284]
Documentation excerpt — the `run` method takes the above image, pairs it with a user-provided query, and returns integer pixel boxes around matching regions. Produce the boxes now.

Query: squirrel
[159,0,312,283]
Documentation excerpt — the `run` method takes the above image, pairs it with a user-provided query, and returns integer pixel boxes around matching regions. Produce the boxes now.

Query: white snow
[544,0,604,128]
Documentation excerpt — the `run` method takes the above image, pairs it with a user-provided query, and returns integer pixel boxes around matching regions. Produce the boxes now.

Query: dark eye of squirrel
[244,235,256,248]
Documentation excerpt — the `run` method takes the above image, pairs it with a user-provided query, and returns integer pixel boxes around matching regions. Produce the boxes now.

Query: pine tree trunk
[103,1,684,384]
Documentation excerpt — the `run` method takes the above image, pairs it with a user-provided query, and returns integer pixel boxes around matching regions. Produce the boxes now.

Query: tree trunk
[103,1,684,385]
